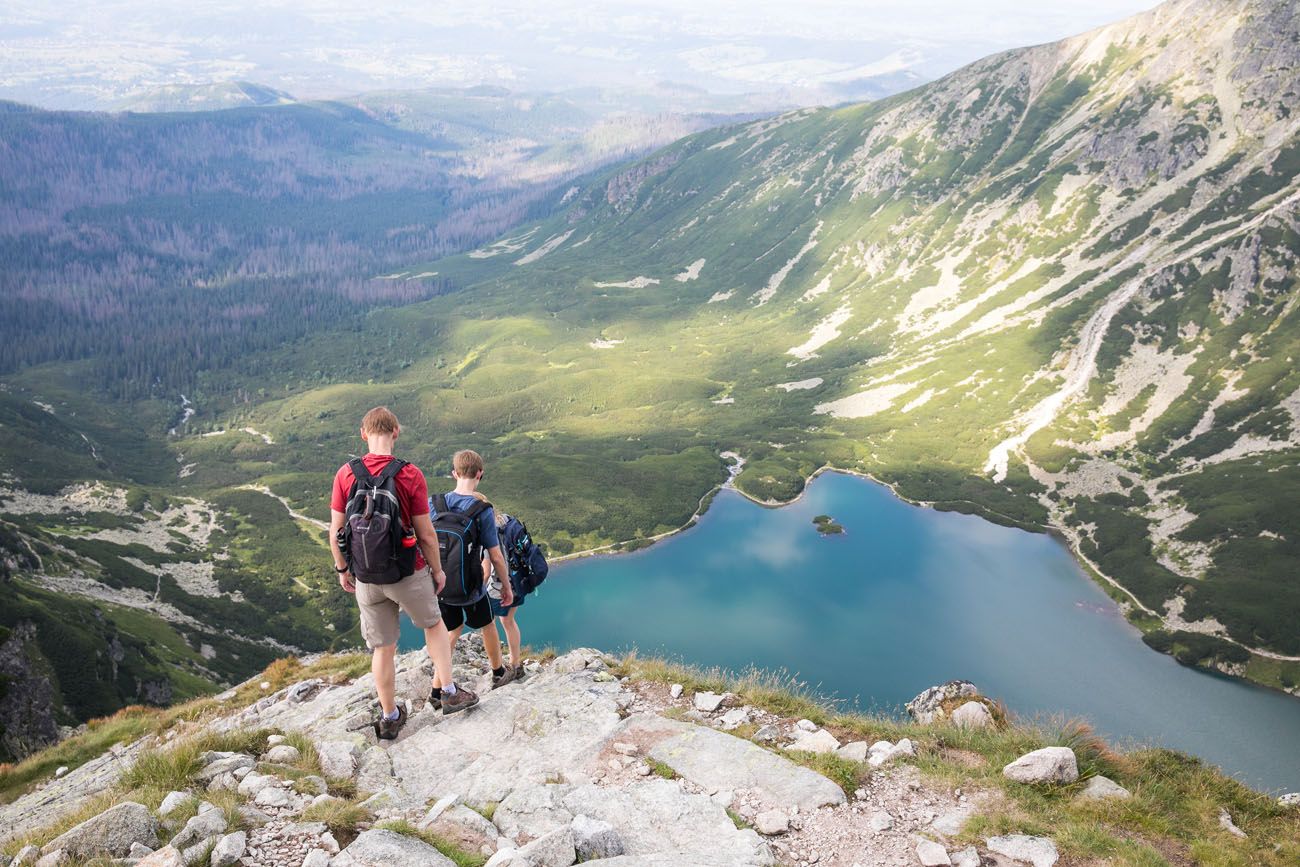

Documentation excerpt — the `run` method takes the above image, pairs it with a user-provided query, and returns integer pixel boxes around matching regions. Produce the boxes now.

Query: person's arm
[412,512,446,593]
[487,545,513,606]
[330,509,354,593]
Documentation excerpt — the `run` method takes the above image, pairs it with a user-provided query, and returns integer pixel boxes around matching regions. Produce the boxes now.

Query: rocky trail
[0,639,1113,867]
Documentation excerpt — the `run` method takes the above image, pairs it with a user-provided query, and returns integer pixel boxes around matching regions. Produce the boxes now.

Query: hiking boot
[512,663,528,682]
[441,684,480,715]
[491,665,518,690]
[428,687,441,712]
[376,705,407,740]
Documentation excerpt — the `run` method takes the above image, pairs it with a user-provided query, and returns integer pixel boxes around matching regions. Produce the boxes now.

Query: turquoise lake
[402,471,1300,793]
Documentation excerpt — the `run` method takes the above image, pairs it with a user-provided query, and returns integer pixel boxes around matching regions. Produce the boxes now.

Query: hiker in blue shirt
[428,449,517,707]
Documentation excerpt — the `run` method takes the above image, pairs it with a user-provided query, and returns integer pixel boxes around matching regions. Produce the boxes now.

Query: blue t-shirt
[439,492,500,550]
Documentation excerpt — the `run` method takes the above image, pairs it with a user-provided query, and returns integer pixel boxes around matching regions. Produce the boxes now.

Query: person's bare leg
[481,621,504,670]
[424,622,455,689]
[502,610,522,667]
[373,644,398,713]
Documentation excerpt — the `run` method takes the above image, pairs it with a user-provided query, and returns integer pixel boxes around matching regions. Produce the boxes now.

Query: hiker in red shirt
[329,406,478,739]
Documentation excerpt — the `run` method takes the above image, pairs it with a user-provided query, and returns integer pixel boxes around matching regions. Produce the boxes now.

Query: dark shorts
[489,591,525,619]
[440,595,493,630]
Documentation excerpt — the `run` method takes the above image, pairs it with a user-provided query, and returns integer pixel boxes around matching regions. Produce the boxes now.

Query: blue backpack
[499,513,549,596]
[430,493,490,606]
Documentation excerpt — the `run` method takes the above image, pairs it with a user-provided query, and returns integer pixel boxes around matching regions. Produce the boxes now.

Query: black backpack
[499,514,549,596]
[341,458,415,584]
[431,493,490,606]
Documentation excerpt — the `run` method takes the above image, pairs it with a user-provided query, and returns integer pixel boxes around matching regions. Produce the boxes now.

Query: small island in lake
[813,514,845,535]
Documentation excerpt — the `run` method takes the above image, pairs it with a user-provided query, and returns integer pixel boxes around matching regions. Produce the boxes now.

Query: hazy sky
[0,1,1160,109]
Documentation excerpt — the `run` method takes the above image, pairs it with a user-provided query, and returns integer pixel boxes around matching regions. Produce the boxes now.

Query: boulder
[515,827,577,867]
[571,815,624,861]
[194,754,254,784]
[33,851,67,867]
[169,809,227,850]
[753,724,779,743]
[916,839,951,866]
[136,847,186,867]
[264,745,301,765]
[795,720,817,732]
[12,846,39,866]
[787,729,840,754]
[422,805,498,855]
[753,810,788,836]
[950,702,994,730]
[693,692,725,713]
[868,739,915,768]
[236,772,274,798]
[332,829,456,867]
[41,802,159,858]
[836,741,869,762]
[1079,775,1131,801]
[951,846,980,867]
[316,740,362,779]
[209,832,246,867]
[158,792,193,818]
[129,843,155,859]
[254,786,296,809]
[237,806,272,828]
[719,708,750,730]
[906,682,979,724]
[868,811,893,833]
[986,835,1059,867]
[302,850,332,867]
[1002,748,1078,784]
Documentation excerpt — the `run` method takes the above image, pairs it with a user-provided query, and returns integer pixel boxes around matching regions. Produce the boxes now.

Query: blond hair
[453,449,484,479]
[361,406,400,435]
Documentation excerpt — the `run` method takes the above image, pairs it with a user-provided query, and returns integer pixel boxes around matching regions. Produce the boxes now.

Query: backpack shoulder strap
[432,493,449,514]
[348,458,375,486]
[464,499,491,520]
[374,457,407,485]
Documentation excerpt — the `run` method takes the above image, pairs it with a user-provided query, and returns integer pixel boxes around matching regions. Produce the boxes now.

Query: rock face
[0,623,60,762]
[906,682,980,724]
[40,802,158,858]
[1002,747,1079,784]
[334,829,457,867]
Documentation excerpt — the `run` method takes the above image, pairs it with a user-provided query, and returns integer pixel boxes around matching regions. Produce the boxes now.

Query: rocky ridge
[0,637,1169,867]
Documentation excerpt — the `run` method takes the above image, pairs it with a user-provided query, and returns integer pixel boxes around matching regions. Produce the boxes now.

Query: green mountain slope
[221,0,1300,684]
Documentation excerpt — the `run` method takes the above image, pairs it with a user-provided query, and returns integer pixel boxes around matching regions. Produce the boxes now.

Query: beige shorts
[356,566,442,649]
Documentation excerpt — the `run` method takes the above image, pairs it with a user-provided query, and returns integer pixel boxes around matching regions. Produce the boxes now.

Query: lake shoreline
[552,457,1300,701]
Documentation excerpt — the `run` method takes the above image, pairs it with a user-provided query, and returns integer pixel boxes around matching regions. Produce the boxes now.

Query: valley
[3,0,1300,766]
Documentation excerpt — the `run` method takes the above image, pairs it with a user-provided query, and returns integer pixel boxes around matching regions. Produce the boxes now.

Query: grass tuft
[301,798,373,844]
[376,819,487,867]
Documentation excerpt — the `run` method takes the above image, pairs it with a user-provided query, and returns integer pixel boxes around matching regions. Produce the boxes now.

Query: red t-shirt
[332,454,431,570]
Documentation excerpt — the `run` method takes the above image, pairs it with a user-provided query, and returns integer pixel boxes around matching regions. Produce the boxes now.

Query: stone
[795,719,817,732]
[236,806,272,828]
[572,815,624,860]
[267,735,286,746]
[1279,792,1300,808]
[632,714,845,810]
[206,772,239,793]
[950,702,994,730]
[719,708,750,730]
[418,793,462,827]
[237,772,274,798]
[693,692,725,713]
[159,791,194,817]
[836,741,869,762]
[753,724,779,743]
[195,754,255,784]
[986,835,1060,867]
[302,850,331,867]
[41,801,160,858]
[253,786,295,809]
[333,829,456,867]
[423,805,498,855]
[787,729,841,754]
[136,847,186,867]
[1079,775,1131,801]
[209,832,246,867]
[1002,748,1078,784]
[951,846,980,867]
[196,801,219,814]
[355,747,395,793]
[906,681,980,724]
[316,740,362,779]
[931,809,970,836]
[264,745,302,765]
[669,684,683,699]
[493,783,575,842]
[169,809,228,850]
[868,739,915,768]
[129,843,156,859]
[302,851,331,867]
[34,851,67,867]
[753,810,788,836]
[53,767,68,779]
[515,827,577,867]
[868,810,893,833]
[916,839,951,866]
[1218,807,1247,838]
[12,846,39,867]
